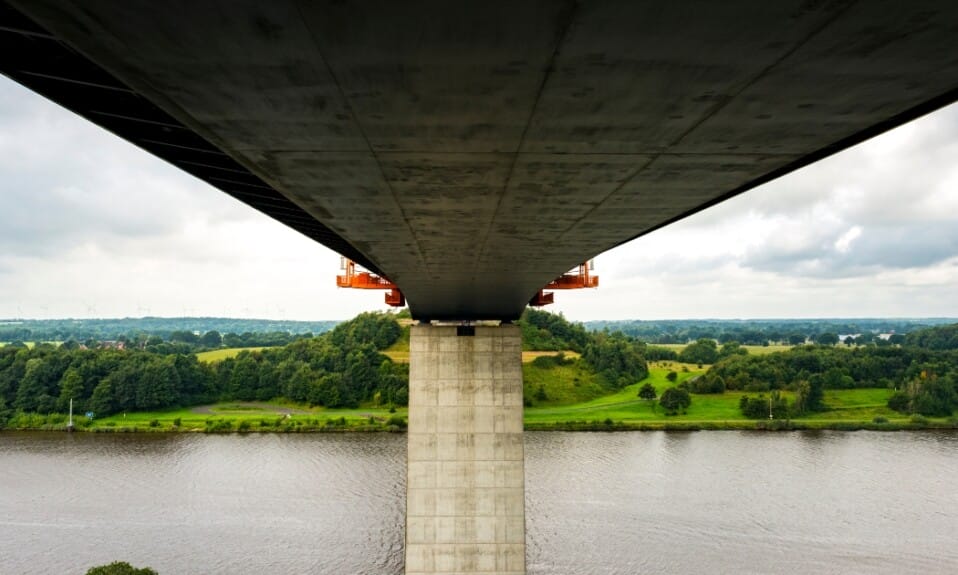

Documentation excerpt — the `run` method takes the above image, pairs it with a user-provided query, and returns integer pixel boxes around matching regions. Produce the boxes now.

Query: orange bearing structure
[336,258,405,307]
[337,259,596,309]
[529,261,599,307]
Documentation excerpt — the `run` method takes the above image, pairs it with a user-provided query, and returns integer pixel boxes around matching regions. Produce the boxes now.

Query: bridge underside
[2,0,957,320]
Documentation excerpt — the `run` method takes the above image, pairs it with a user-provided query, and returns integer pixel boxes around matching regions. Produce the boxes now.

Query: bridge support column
[405,324,525,575]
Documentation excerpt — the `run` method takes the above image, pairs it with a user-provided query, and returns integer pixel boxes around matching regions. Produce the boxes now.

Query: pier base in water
[405,324,525,574]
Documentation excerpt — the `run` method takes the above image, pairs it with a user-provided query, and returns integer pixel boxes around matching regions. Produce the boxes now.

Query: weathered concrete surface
[406,324,525,574]
[3,1,958,319]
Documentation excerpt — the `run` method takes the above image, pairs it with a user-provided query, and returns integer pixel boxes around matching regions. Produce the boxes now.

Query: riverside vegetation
[2,310,958,432]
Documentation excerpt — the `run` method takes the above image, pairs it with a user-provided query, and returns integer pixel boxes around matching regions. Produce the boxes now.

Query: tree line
[0,313,407,426]
[583,318,951,346]
[690,325,958,418]
[0,317,338,344]
[1,309,655,427]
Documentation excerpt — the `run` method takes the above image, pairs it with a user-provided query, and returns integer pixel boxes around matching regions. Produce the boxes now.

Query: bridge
[2,1,957,573]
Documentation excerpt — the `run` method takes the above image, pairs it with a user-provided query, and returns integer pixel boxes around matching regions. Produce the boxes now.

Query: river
[1,430,956,574]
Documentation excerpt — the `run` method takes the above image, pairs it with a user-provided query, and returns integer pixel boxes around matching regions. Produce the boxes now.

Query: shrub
[659,387,692,415]
[172,418,181,427]
[534,385,548,402]
[887,391,910,413]
[739,393,788,419]
[910,414,929,425]
[85,561,157,575]
[237,420,251,432]
[532,355,560,369]
[688,376,725,394]
[386,415,407,428]
[204,419,233,433]
[872,416,889,424]
[148,419,159,428]
[666,371,678,382]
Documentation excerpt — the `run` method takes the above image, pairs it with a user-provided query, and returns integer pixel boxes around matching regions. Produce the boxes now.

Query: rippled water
[1,431,956,574]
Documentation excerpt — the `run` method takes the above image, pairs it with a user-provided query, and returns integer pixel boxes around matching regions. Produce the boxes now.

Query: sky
[1,76,956,321]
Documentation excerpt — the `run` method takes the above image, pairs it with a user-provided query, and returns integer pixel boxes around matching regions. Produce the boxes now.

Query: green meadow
[195,347,268,362]
[521,360,930,430]
[37,360,938,434]
[47,401,409,433]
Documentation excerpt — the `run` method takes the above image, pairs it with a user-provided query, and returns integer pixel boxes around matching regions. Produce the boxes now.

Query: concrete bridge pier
[405,323,525,575]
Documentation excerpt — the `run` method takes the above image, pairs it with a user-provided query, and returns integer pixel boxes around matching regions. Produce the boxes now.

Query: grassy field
[195,347,268,362]
[655,343,794,355]
[55,401,409,433]
[522,362,919,429]
[523,358,606,405]
[0,341,53,349]
[7,357,947,433]
[382,349,581,364]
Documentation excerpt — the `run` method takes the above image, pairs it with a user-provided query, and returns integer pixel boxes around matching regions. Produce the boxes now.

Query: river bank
[3,403,954,433]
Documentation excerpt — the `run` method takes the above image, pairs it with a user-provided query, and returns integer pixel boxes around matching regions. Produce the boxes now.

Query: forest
[693,325,958,418]
[0,313,406,424]
[584,318,952,345]
[2,309,957,429]
[0,310,649,427]
[0,317,336,344]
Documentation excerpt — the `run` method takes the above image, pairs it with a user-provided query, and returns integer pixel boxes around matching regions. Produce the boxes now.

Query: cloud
[0,79,256,260]
[556,103,958,319]
[0,77,381,320]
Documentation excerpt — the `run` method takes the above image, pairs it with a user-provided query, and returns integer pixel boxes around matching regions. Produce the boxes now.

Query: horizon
[3,314,957,323]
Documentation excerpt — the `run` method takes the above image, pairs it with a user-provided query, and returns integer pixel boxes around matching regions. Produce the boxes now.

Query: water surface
[1,430,956,574]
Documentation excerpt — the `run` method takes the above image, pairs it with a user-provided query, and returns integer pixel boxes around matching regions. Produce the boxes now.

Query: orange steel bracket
[529,261,598,307]
[337,258,405,307]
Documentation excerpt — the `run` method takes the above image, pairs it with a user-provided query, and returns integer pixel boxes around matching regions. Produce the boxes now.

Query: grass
[523,363,918,429]
[383,349,581,364]
[655,343,793,355]
[523,359,606,405]
[195,347,268,362]
[0,341,54,349]
[61,401,409,433]
[7,359,944,433]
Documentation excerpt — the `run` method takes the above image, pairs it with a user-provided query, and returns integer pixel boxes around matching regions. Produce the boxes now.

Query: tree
[15,358,56,413]
[200,330,222,348]
[582,332,649,387]
[85,562,157,575]
[718,341,748,360]
[638,382,657,401]
[787,333,807,346]
[887,391,910,413]
[739,392,788,419]
[57,368,85,412]
[169,330,200,345]
[816,332,839,346]
[678,339,719,364]
[805,375,826,411]
[659,387,691,415]
[905,371,958,417]
[665,371,678,382]
[89,380,115,416]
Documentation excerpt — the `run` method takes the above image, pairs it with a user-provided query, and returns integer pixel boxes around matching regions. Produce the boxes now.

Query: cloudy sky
[1,76,956,321]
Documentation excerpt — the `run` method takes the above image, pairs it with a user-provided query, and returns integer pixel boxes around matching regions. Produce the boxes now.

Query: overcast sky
[1,76,956,321]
